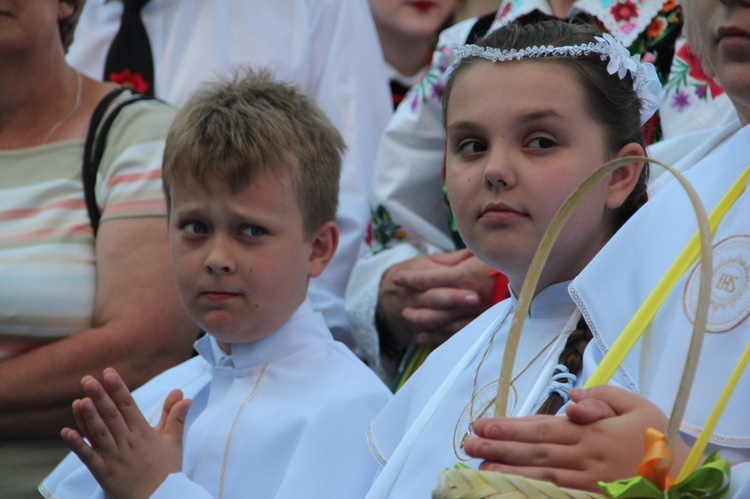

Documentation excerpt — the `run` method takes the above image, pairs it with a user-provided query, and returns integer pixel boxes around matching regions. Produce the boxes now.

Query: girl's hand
[463,386,671,492]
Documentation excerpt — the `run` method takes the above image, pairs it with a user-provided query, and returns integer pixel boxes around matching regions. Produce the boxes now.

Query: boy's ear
[605,142,646,210]
[307,221,339,278]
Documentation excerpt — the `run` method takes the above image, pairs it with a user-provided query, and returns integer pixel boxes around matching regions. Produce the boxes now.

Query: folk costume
[68,0,392,348]
[365,282,581,498]
[41,301,392,499]
[572,124,750,496]
[346,0,732,383]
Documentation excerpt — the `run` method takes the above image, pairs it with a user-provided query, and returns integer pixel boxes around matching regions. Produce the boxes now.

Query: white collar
[194,299,332,373]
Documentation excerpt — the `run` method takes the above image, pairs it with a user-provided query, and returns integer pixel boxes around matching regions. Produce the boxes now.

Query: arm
[463,386,689,492]
[0,217,198,436]
[62,368,190,499]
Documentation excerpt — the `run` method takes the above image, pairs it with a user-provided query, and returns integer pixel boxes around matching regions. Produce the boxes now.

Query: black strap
[83,89,155,234]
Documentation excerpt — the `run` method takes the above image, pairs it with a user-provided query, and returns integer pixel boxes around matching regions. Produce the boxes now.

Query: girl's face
[689,0,750,124]
[369,0,455,39]
[445,60,638,293]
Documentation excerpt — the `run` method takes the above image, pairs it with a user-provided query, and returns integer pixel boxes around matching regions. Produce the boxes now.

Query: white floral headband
[447,33,661,125]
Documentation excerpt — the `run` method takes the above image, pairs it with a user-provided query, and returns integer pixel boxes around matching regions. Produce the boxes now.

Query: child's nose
[483,151,516,189]
[204,237,235,274]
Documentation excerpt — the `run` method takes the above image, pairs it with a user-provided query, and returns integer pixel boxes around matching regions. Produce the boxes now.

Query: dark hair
[442,19,651,415]
[443,18,649,233]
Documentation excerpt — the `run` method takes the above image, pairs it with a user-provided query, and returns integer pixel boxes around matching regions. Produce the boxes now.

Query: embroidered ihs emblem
[683,235,750,332]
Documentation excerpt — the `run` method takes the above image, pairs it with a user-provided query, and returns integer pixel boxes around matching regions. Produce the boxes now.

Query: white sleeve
[150,473,215,499]
[345,18,488,370]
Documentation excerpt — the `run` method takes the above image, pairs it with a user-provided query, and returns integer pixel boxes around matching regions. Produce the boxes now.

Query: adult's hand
[377,249,495,349]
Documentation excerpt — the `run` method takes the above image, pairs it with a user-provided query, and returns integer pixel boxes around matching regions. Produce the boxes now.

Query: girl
[464,1,750,495]
[365,17,659,497]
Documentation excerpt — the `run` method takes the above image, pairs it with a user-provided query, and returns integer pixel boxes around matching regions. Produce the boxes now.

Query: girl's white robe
[366,282,580,498]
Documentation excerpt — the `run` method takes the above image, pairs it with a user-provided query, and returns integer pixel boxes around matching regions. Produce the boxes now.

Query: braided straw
[434,467,605,498]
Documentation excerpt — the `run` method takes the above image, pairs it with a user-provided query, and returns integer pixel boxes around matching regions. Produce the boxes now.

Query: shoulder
[104,90,177,138]
[279,340,392,410]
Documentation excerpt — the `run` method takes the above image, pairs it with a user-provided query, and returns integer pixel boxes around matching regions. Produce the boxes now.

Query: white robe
[366,282,580,498]
[40,301,392,499]
[572,124,750,496]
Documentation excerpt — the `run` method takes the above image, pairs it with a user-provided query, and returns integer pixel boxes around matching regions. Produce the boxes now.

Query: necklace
[41,71,82,145]
[453,312,560,460]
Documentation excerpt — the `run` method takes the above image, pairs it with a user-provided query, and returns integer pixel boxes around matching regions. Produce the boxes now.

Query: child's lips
[202,290,241,302]
[480,202,525,223]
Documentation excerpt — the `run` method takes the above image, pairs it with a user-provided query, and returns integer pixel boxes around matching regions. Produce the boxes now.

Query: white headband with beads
[447,33,661,125]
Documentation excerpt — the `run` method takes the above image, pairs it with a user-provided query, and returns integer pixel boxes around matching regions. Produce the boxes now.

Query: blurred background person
[0,1,198,496]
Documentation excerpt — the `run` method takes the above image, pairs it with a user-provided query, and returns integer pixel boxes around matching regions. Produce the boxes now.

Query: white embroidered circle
[683,235,750,333]
[453,380,517,461]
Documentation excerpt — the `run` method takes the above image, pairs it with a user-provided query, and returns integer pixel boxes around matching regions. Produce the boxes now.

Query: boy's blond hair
[162,68,346,239]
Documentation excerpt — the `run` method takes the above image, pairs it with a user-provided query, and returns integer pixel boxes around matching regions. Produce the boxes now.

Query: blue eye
[457,139,487,155]
[183,222,208,235]
[527,137,556,149]
[241,225,267,237]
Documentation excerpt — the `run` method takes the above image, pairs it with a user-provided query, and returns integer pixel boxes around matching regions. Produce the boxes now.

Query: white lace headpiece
[447,33,661,125]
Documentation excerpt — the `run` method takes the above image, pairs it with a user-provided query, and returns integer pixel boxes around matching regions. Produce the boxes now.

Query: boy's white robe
[40,300,392,499]
[572,124,750,495]
[366,282,580,498]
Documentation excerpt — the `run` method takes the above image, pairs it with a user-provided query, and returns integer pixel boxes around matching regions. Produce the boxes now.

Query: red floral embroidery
[676,43,724,98]
[497,2,512,21]
[108,69,151,94]
[661,0,678,13]
[610,1,639,23]
[646,17,665,39]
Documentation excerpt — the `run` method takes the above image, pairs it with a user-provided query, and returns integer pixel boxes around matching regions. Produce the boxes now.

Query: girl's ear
[605,142,646,210]
[307,221,339,278]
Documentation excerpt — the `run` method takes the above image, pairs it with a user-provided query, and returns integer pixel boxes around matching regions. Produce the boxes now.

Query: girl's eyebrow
[514,109,563,126]
[447,109,565,135]
[445,121,482,135]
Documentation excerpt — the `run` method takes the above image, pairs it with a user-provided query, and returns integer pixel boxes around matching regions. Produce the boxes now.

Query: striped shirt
[0,93,176,359]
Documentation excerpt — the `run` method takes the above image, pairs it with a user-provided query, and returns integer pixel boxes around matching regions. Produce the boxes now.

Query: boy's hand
[463,386,671,492]
[61,368,192,499]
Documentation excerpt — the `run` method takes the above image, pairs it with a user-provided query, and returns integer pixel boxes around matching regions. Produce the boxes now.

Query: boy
[40,69,391,498]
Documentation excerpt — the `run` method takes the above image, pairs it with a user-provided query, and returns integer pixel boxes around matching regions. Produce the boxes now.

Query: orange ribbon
[636,427,676,491]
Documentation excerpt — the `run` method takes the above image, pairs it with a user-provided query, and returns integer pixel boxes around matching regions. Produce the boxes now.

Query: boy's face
[168,170,332,352]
